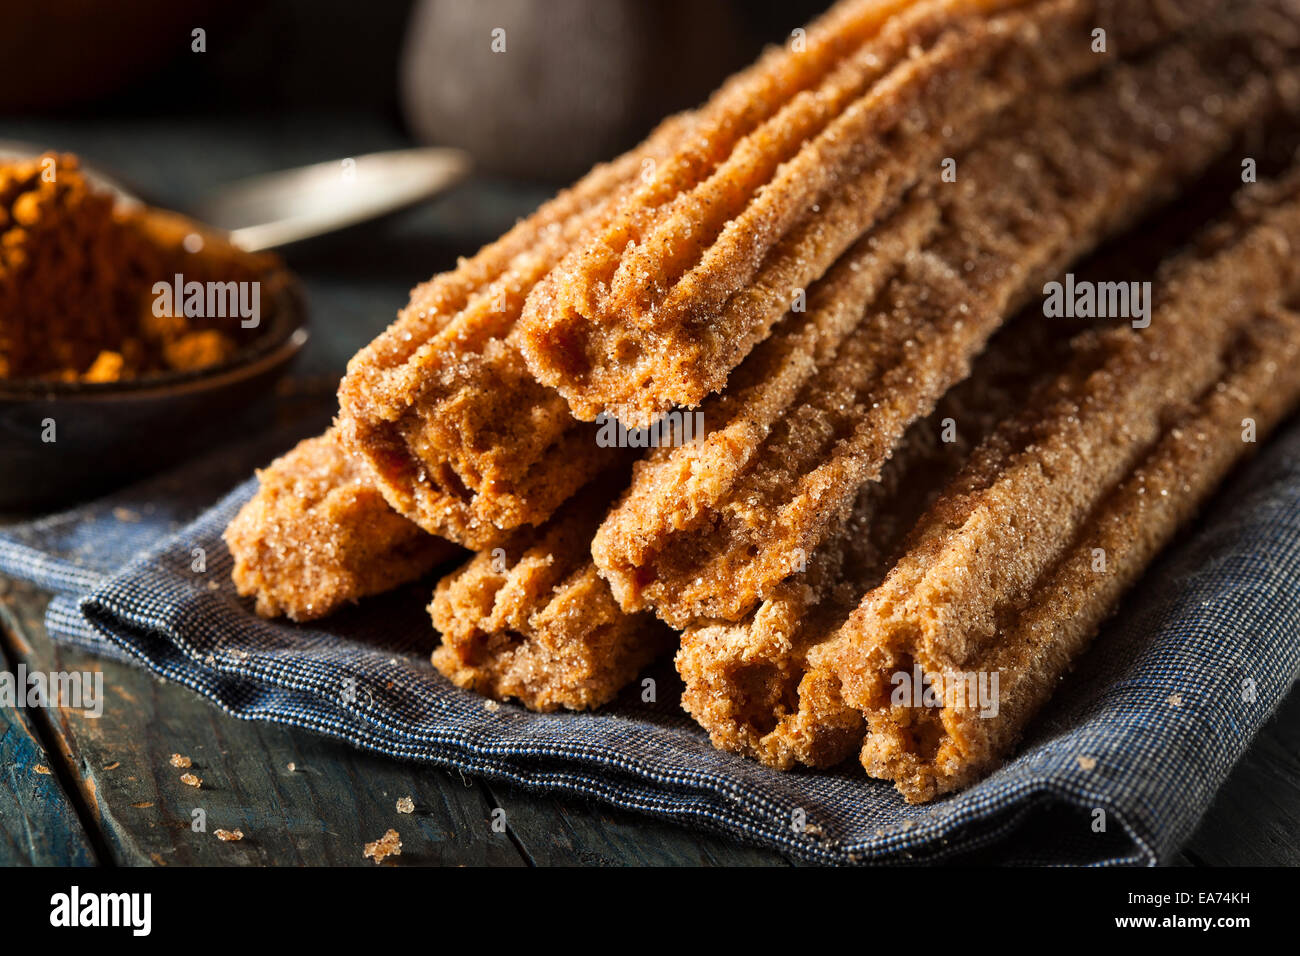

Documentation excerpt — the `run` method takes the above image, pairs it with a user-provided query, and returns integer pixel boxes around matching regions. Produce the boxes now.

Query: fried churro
[220,0,1300,805]
[430,476,672,711]
[594,9,1300,628]
[675,309,1088,767]
[333,0,964,545]
[520,0,1218,425]
[225,429,459,621]
[336,0,961,545]
[339,0,1205,547]
[826,169,1300,802]
[335,126,682,549]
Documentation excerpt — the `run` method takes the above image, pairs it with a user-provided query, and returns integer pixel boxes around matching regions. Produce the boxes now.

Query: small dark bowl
[0,282,308,512]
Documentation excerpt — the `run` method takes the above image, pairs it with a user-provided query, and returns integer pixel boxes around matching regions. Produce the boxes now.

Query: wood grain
[481,780,789,866]
[0,586,98,866]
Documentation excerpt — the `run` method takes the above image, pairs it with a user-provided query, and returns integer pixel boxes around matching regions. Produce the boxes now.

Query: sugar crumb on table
[363,829,402,864]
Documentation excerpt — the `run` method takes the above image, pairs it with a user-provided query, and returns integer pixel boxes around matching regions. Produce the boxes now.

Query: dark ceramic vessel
[0,284,308,511]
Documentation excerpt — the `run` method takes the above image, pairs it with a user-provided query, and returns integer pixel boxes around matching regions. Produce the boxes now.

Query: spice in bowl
[0,152,288,383]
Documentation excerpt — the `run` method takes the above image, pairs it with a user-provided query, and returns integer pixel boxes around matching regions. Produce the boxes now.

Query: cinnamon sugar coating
[595,14,1297,627]
[216,0,1300,802]
[676,309,1082,768]
[431,477,672,711]
[520,0,1217,425]
[828,171,1300,802]
[335,121,686,548]
[225,429,458,621]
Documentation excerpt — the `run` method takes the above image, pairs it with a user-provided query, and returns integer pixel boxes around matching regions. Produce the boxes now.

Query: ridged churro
[675,310,1088,768]
[333,0,958,545]
[594,10,1300,628]
[335,127,679,548]
[430,476,672,711]
[338,0,1208,548]
[520,0,1218,425]
[826,169,1300,802]
[219,0,1300,804]
[335,0,967,546]
[225,429,459,621]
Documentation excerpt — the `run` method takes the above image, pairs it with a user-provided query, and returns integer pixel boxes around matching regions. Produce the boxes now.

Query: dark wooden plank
[0,581,99,866]
[0,709,97,867]
[1181,683,1300,866]
[4,580,524,866]
[481,780,792,866]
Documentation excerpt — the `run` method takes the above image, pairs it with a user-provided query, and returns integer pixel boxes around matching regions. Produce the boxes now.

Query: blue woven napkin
[2,411,1298,865]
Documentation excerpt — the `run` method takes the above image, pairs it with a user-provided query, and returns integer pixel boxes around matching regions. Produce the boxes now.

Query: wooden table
[3,574,1298,866]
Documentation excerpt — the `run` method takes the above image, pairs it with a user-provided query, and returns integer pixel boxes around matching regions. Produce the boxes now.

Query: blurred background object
[0,0,413,117]
[0,0,232,111]
[0,0,827,182]
[400,0,745,181]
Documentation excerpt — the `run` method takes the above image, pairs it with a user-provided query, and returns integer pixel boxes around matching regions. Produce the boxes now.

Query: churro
[676,310,1085,768]
[335,127,679,548]
[520,0,1217,425]
[430,476,672,711]
[339,0,1208,547]
[334,0,945,544]
[336,0,965,544]
[826,169,1300,802]
[594,11,1300,628]
[225,429,458,621]
[217,0,1300,803]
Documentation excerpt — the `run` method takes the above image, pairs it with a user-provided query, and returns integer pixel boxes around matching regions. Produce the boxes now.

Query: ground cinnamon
[0,152,282,382]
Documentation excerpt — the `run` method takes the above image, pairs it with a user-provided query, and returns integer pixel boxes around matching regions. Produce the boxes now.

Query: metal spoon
[0,141,472,251]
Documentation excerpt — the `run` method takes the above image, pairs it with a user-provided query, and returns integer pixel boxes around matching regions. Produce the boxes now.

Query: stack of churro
[225,0,1300,802]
